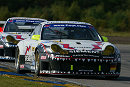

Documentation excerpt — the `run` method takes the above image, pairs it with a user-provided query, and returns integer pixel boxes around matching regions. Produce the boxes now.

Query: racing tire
[34,50,40,77]
[15,48,23,74]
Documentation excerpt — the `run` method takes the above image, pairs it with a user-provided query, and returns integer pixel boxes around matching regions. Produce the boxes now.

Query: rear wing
[0,21,6,24]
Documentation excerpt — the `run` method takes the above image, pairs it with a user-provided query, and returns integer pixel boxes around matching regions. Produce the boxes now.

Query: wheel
[34,50,40,76]
[15,48,23,73]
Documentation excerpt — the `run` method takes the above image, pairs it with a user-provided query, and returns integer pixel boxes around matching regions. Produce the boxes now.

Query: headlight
[51,44,68,54]
[6,35,19,44]
[102,46,115,55]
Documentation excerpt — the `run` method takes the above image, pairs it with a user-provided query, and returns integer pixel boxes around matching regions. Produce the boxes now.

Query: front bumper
[0,42,17,60]
[39,54,121,76]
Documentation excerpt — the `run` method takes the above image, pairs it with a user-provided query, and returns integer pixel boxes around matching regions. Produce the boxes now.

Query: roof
[41,21,92,25]
[0,21,6,24]
[7,17,47,21]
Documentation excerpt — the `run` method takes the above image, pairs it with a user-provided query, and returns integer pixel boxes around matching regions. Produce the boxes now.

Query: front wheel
[34,50,40,76]
[15,48,23,73]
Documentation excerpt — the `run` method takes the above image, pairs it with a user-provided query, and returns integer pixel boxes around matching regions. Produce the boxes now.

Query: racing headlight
[102,46,115,56]
[6,35,19,45]
[51,44,68,54]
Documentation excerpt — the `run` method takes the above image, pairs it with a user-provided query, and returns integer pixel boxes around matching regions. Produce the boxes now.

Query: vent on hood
[76,42,81,44]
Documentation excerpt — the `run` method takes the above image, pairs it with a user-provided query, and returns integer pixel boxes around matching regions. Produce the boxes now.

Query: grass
[0,75,52,87]
[0,75,81,87]
[99,31,130,37]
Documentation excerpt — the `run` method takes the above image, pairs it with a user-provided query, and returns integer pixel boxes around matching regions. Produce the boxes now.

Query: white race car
[16,21,121,78]
[0,17,47,60]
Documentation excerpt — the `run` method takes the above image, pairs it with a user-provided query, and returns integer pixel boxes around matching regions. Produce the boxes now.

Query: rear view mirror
[102,36,108,42]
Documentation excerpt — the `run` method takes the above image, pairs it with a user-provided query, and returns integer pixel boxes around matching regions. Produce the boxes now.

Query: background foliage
[0,0,129,33]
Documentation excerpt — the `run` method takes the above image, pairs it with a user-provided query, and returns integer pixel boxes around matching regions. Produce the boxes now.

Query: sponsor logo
[20,65,24,68]
[41,56,46,60]
[0,45,3,48]
[92,42,102,50]
[25,46,31,55]
[61,44,74,49]
[15,35,24,40]
[32,47,35,51]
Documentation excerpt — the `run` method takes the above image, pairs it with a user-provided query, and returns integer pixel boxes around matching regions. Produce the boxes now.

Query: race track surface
[0,44,130,87]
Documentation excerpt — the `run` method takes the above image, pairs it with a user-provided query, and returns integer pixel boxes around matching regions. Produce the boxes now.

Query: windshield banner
[8,20,43,23]
[44,24,93,28]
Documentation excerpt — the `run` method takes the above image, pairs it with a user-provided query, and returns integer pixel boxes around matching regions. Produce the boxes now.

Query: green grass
[99,31,130,37]
[0,75,52,87]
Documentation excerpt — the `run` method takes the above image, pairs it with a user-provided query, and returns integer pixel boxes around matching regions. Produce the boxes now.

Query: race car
[0,17,47,60]
[16,21,121,78]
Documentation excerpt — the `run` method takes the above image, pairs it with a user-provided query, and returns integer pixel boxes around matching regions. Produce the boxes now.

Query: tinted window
[41,24,102,41]
[4,19,42,32]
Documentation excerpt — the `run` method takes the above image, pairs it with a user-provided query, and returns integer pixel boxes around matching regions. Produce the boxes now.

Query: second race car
[0,17,47,60]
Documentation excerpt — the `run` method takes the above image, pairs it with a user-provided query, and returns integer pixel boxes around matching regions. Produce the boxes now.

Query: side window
[31,24,42,36]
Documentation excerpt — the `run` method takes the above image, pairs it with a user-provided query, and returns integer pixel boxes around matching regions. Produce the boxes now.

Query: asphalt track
[0,44,130,87]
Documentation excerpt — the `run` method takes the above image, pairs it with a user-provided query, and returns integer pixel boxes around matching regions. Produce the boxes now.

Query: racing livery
[16,21,121,78]
[0,17,47,60]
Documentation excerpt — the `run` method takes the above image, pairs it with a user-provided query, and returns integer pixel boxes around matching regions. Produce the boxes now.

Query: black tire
[34,50,40,76]
[15,48,23,74]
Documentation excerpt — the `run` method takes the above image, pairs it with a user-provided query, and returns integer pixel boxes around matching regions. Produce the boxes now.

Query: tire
[34,50,40,76]
[15,48,23,74]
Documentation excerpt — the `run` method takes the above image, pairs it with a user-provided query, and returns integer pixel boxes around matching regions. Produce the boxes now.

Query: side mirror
[31,35,40,40]
[102,36,108,42]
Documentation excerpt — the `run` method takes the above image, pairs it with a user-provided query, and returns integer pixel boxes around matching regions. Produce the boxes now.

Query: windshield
[4,19,43,32]
[41,24,102,41]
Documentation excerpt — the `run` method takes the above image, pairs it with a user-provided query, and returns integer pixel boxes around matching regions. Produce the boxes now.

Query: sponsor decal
[79,70,93,72]
[110,66,116,72]
[92,45,102,50]
[70,65,73,70]
[41,41,50,43]
[15,35,24,40]
[25,46,31,55]
[25,55,33,61]
[32,47,35,51]
[8,19,43,23]
[92,42,102,50]
[69,50,99,53]
[20,65,24,68]
[44,24,88,28]
[0,45,3,48]
[41,56,46,60]
[61,44,74,49]
[8,20,13,23]
[2,36,5,39]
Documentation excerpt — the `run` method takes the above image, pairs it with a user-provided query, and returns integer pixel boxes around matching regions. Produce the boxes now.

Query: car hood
[0,32,31,42]
[40,39,112,51]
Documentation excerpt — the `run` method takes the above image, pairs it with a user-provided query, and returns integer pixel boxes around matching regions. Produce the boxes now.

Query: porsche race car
[16,21,121,78]
[0,17,47,60]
